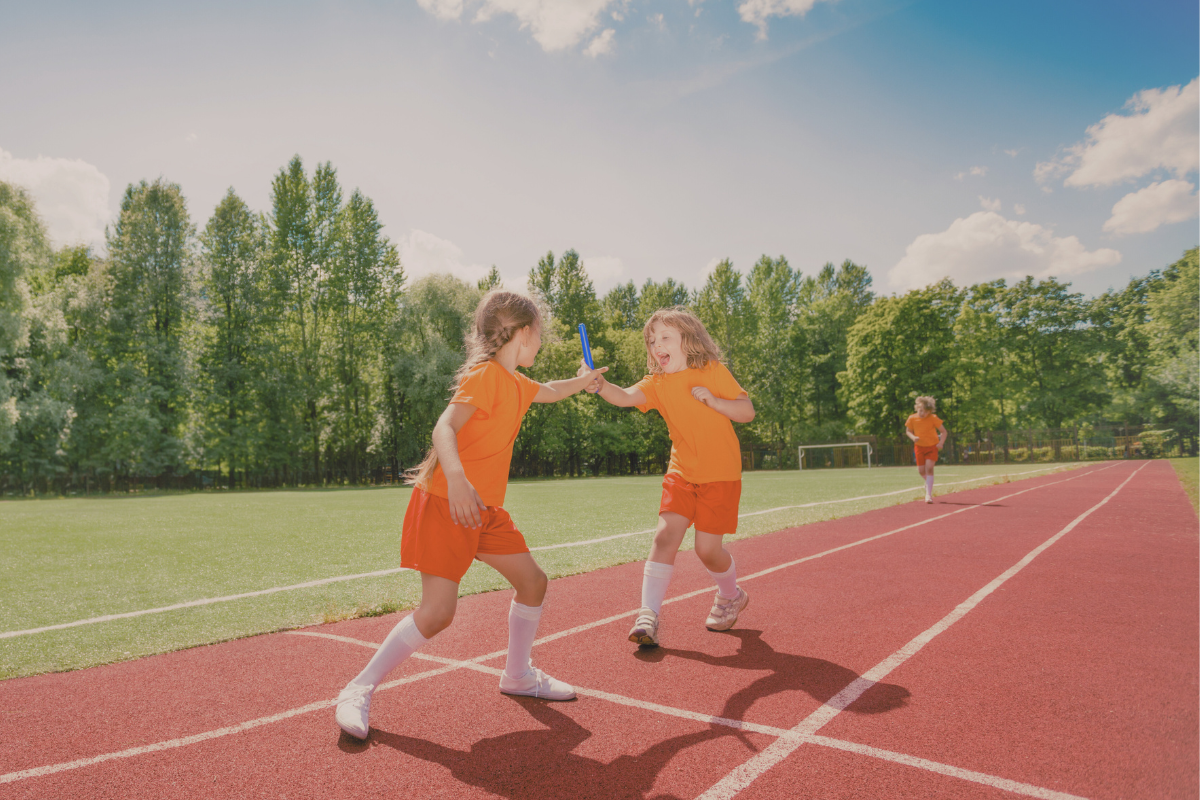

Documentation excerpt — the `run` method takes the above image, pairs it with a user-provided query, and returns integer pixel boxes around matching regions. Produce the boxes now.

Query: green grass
[0,463,1078,679]
[1170,457,1199,514]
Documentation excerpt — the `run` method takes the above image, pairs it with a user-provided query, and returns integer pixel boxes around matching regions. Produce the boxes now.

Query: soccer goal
[798,442,873,470]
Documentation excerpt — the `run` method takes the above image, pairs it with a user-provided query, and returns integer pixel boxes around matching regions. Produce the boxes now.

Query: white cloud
[185,133,198,145]
[468,0,618,52]
[737,0,830,40]
[1103,179,1199,235]
[0,146,111,249]
[399,229,494,285]
[889,211,1121,290]
[1036,78,1199,188]
[979,196,1001,212]
[1004,148,1019,158]
[1013,203,1026,215]
[954,166,988,180]
[648,11,665,29]
[417,0,465,21]
[583,28,616,57]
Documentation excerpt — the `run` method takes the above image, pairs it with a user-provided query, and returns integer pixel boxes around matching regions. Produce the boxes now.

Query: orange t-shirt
[905,413,944,447]
[426,361,541,507]
[634,361,747,484]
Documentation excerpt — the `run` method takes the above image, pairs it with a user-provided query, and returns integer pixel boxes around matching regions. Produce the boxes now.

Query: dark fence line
[789,425,1197,470]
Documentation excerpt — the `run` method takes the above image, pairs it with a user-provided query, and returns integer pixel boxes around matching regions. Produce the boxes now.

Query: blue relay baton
[578,323,595,369]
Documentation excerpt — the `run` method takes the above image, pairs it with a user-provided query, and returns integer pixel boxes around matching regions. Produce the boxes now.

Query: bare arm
[533,366,608,403]
[937,424,948,449]
[593,373,647,408]
[432,402,487,528]
[905,426,919,443]
[691,387,756,423]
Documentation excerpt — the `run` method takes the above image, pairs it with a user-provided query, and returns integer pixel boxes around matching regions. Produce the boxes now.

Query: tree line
[0,158,1195,493]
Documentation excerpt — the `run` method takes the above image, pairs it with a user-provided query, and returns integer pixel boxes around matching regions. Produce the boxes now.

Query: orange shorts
[400,487,529,582]
[914,444,940,465]
[659,472,741,535]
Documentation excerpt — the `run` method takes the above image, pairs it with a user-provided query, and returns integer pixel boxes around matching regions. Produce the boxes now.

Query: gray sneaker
[705,588,749,631]
[628,607,660,646]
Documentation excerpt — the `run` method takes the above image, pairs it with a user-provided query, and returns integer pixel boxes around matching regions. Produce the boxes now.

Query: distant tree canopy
[0,163,1195,493]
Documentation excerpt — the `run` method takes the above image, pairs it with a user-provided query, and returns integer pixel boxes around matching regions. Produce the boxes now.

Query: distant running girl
[904,395,947,504]
[334,290,607,740]
[586,306,755,647]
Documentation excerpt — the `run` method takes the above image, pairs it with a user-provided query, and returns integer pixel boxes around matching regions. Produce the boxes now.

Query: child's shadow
[636,629,910,722]
[353,696,723,800]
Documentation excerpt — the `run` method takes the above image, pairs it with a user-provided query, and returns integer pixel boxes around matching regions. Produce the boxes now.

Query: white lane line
[695,462,1147,800]
[289,631,1087,799]
[1,465,1077,639]
[0,465,1109,786]
[804,735,1089,800]
[530,465,1073,551]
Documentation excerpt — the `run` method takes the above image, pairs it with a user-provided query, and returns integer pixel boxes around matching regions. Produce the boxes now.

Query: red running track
[0,461,1195,799]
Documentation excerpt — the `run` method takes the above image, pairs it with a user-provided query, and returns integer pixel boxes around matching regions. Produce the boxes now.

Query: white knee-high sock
[641,561,674,614]
[351,614,428,689]
[925,475,934,495]
[707,558,739,600]
[505,601,542,679]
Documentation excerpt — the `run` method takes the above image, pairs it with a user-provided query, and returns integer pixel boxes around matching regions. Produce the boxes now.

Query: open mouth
[657,353,671,368]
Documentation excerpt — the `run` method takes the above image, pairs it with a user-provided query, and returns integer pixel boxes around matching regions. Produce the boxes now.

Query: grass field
[0,463,1083,679]
[1171,457,1199,513]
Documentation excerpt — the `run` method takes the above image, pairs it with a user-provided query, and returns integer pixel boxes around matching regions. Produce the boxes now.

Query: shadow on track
[342,696,722,799]
[635,629,911,720]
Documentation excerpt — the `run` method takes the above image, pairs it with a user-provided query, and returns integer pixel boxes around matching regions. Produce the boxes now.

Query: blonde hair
[915,395,937,412]
[642,307,723,374]
[407,290,543,487]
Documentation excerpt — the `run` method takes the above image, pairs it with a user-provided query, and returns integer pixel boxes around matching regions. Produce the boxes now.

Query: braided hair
[407,290,543,488]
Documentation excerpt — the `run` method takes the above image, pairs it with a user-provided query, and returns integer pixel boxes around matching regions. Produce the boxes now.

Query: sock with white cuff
[504,601,543,679]
[707,559,739,600]
[641,561,674,614]
[351,614,429,689]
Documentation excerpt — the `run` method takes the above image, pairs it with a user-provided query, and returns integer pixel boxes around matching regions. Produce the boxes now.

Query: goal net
[798,442,873,470]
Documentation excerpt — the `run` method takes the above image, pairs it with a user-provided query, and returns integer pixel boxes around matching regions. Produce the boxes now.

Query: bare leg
[413,573,460,638]
[476,552,548,606]
[693,530,732,573]
[648,512,691,565]
[477,552,549,679]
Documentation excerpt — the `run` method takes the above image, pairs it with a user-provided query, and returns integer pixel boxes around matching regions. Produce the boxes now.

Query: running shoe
[334,682,373,740]
[705,587,749,631]
[628,607,660,647]
[499,668,576,700]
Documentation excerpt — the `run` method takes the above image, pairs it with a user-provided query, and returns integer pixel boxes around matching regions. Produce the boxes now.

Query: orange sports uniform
[402,361,541,582]
[635,361,747,534]
[906,412,944,465]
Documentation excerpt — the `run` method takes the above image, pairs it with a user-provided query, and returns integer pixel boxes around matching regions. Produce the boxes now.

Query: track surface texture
[2,461,1196,799]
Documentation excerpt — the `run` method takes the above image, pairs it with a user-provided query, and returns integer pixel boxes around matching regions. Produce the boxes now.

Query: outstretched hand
[691,386,716,406]
[578,360,608,393]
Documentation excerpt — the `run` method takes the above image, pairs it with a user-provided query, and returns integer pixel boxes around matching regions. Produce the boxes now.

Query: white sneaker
[334,682,373,739]
[628,607,660,647]
[925,494,934,504]
[705,587,749,631]
[499,668,576,700]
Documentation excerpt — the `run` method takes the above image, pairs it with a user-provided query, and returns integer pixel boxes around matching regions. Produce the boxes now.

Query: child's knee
[416,604,455,636]
[522,568,548,601]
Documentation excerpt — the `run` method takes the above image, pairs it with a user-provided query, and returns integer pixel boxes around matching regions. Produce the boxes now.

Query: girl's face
[648,322,687,374]
[915,403,930,418]
[516,323,542,368]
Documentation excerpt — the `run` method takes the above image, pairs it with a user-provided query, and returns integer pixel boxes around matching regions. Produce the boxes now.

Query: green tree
[266,156,342,482]
[999,277,1106,429]
[693,259,747,368]
[103,178,196,480]
[601,281,639,329]
[197,188,267,488]
[0,182,45,455]
[796,260,874,431]
[637,277,690,326]
[477,266,502,292]
[742,255,804,445]
[1143,247,1199,430]
[842,280,959,437]
[326,189,403,482]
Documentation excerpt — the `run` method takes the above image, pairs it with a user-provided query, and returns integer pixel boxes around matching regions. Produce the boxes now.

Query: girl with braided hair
[334,290,607,740]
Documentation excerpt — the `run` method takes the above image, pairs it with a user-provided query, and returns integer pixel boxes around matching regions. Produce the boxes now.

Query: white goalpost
[798,442,873,470]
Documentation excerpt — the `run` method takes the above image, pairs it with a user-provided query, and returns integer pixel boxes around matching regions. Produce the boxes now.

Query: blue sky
[0,0,1196,297]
